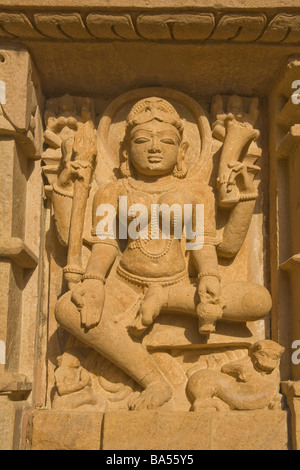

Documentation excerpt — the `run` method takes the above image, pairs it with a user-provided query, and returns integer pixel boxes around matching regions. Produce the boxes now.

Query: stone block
[28,410,104,450]
[211,410,289,450]
[0,397,15,450]
[102,411,211,450]
[101,410,289,451]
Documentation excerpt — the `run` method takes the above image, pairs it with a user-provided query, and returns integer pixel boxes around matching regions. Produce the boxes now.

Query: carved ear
[122,147,129,161]
[176,141,189,169]
[180,141,189,156]
[120,139,129,161]
[174,144,188,179]
[120,143,131,178]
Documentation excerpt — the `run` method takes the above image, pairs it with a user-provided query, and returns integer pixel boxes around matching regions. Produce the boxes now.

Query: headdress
[126,97,184,137]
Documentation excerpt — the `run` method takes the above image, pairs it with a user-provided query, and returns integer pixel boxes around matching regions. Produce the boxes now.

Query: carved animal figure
[187,340,285,411]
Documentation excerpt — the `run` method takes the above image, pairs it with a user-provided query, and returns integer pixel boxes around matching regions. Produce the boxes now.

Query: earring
[120,157,131,178]
[173,161,188,179]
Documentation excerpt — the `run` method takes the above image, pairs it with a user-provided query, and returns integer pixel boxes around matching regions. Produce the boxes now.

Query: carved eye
[133,137,150,144]
[161,138,175,145]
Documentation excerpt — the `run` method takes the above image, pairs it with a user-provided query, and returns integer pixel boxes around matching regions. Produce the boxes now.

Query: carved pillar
[269,56,300,449]
[279,124,300,380]
[282,381,300,450]
[0,46,44,450]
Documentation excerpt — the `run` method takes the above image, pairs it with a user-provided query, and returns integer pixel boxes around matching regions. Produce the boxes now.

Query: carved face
[128,120,182,177]
[61,354,80,369]
[251,340,284,373]
[253,349,278,373]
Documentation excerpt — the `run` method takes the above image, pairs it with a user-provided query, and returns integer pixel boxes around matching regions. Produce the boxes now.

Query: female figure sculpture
[55,96,272,410]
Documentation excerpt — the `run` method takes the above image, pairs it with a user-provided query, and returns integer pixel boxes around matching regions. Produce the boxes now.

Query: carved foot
[197,303,224,335]
[128,314,149,337]
[192,398,230,412]
[128,286,168,337]
[127,382,173,411]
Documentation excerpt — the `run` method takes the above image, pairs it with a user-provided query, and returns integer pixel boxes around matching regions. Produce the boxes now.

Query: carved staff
[63,118,97,289]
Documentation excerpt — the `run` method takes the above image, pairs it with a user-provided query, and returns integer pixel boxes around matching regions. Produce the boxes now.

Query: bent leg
[55,291,172,409]
[187,369,232,411]
[166,282,272,323]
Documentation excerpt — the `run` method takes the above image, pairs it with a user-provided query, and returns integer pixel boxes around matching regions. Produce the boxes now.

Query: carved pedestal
[28,409,288,451]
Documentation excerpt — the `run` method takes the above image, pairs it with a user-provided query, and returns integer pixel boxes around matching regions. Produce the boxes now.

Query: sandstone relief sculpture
[52,348,108,412]
[187,340,285,412]
[43,88,283,412]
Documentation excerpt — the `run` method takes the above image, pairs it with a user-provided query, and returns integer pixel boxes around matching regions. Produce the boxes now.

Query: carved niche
[42,88,284,413]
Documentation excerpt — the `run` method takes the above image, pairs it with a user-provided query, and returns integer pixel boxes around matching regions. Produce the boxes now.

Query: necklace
[137,236,174,260]
[127,176,177,194]
[123,178,177,258]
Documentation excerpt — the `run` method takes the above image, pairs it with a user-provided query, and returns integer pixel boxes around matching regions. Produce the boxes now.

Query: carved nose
[149,137,161,153]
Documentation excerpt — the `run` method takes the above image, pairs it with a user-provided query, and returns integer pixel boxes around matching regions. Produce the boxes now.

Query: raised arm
[217,161,259,258]
[215,108,261,259]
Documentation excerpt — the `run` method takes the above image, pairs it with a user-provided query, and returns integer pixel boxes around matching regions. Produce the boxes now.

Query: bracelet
[53,183,74,199]
[197,272,221,282]
[82,272,106,283]
[239,192,258,202]
[63,265,85,276]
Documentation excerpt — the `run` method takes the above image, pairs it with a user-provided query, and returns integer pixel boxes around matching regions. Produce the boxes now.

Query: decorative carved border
[0,11,299,43]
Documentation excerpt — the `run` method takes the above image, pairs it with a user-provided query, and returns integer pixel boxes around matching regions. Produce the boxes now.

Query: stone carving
[211,94,259,142]
[187,340,285,411]
[47,87,282,413]
[43,94,96,251]
[52,348,107,412]
[211,94,261,210]
[0,47,43,159]
[0,11,299,44]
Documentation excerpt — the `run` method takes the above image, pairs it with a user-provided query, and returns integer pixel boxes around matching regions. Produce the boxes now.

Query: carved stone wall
[0,0,300,451]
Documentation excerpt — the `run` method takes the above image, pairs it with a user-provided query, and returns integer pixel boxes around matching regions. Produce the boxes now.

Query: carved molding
[0,237,39,269]
[0,11,299,43]
[0,372,32,396]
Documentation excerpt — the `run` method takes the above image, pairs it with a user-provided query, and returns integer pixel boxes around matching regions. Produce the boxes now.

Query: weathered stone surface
[26,409,289,450]
[102,411,211,450]
[0,397,30,450]
[0,397,16,450]
[282,381,300,450]
[28,411,104,450]
[211,410,288,450]
[101,410,288,451]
